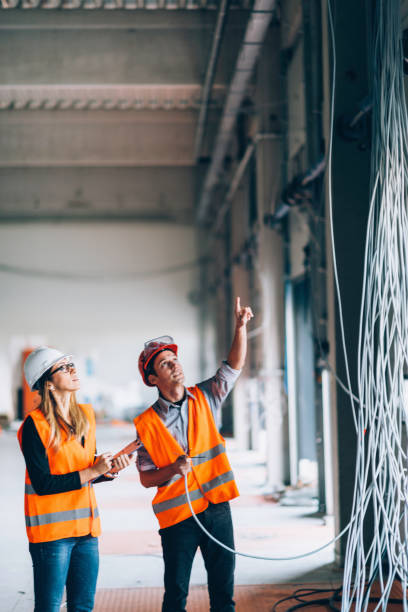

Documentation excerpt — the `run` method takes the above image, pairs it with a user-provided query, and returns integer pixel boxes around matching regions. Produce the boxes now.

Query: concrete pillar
[256,221,286,489]
[253,22,287,488]
[327,0,371,562]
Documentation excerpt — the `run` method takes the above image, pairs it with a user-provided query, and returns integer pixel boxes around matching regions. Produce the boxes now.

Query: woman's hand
[111,452,137,473]
[92,452,114,477]
[79,452,113,484]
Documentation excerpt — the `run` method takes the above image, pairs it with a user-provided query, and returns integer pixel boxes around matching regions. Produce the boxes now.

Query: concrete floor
[1,423,342,611]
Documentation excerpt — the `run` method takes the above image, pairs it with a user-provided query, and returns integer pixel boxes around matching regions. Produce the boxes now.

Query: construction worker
[18,346,135,612]
[135,297,254,612]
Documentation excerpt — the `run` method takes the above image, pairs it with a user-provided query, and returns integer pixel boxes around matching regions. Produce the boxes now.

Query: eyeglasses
[50,362,76,376]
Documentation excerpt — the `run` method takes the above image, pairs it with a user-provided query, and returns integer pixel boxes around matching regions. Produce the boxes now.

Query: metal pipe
[300,155,326,186]
[194,0,231,162]
[348,96,372,128]
[196,0,278,223]
[264,155,326,228]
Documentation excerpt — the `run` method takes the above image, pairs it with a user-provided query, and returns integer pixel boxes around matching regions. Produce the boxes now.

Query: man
[135,297,253,612]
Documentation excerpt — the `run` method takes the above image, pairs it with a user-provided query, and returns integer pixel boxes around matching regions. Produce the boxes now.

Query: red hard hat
[138,335,178,387]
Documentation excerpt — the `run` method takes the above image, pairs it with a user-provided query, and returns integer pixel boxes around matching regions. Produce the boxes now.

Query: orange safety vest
[134,385,239,529]
[17,404,101,544]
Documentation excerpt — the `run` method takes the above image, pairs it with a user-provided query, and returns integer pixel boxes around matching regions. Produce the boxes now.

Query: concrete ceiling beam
[0,84,226,111]
[0,30,210,85]
[0,23,245,86]
[0,110,200,166]
[1,0,249,9]
[0,167,196,222]
[0,8,247,28]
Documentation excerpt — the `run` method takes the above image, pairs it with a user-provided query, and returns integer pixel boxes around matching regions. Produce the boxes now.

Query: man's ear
[148,373,158,386]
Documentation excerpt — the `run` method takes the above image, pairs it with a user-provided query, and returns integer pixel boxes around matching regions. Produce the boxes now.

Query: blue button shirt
[136,360,240,472]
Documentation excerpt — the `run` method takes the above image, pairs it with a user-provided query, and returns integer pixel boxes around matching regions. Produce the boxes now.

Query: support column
[328,0,371,562]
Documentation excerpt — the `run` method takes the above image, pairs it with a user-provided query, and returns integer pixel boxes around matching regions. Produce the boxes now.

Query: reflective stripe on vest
[153,469,235,515]
[135,386,239,528]
[26,506,100,527]
[191,442,226,466]
[200,470,234,493]
[153,486,204,515]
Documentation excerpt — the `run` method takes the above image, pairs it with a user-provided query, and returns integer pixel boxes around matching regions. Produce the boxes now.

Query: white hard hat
[24,346,72,391]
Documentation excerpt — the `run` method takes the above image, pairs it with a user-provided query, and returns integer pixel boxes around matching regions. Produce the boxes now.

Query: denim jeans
[159,502,235,612]
[29,534,99,612]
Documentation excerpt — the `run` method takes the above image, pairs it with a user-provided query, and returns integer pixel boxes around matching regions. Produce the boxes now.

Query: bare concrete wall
[0,222,200,419]
[0,110,198,167]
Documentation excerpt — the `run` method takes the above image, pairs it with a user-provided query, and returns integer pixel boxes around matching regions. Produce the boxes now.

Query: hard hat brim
[30,353,72,391]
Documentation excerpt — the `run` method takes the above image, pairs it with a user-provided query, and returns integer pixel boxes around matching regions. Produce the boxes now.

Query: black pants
[159,502,235,612]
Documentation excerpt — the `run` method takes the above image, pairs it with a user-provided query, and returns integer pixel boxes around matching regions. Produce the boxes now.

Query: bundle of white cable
[341,2,408,610]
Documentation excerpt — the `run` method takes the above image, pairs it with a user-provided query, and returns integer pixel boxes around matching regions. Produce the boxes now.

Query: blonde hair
[37,376,89,451]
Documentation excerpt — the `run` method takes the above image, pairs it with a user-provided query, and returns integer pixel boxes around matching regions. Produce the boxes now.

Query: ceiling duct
[196,0,277,224]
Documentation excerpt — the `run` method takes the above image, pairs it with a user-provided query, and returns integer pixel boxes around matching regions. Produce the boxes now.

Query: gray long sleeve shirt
[136,361,240,472]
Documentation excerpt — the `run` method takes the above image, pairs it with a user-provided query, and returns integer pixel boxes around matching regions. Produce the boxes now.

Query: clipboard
[112,439,141,461]
[105,439,141,476]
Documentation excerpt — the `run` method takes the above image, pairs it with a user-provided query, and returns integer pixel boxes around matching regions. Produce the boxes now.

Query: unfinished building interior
[2,1,408,610]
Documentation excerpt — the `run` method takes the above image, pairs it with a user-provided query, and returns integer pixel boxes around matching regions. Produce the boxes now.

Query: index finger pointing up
[235,296,241,314]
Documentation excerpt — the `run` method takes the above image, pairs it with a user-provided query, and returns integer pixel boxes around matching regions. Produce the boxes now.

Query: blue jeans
[159,502,235,612]
[29,535,99,612]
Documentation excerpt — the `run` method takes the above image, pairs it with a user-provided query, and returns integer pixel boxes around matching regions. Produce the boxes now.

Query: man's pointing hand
[235,296,254,328]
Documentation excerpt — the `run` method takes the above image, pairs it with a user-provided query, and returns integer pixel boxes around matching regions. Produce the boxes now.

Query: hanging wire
[341,2,408,610]
[184,473,355,561]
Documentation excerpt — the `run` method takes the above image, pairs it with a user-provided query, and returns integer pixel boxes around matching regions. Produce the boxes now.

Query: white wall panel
[0,222,200,418]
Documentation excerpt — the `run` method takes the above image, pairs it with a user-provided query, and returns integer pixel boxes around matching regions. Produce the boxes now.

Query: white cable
[184,474,351,561]
[341,2,408,610]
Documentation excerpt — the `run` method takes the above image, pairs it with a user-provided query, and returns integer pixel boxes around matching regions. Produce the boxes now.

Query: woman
[17,346,135,612]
